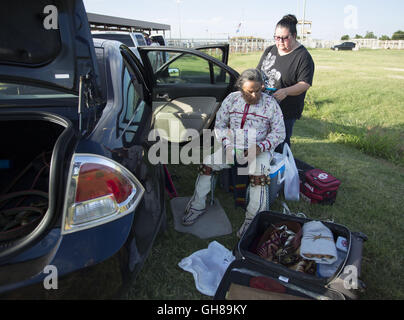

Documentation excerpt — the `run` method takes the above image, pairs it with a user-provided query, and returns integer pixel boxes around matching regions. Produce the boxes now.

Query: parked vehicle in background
[92,31,147,47]
[92,31,148,60]
[331,42,356,51]
[151,35,167,46]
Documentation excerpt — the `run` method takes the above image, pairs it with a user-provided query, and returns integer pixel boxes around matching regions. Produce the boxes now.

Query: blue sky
[83,0,404,40]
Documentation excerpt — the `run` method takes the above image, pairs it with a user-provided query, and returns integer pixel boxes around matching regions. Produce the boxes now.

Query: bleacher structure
[87,12,171,36]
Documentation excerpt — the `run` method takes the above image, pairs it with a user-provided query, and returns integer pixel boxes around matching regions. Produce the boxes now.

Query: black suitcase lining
[238,212,352,285]
[215,260,344,300]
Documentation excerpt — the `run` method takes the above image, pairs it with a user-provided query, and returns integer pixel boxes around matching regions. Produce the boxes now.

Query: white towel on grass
[178,241,235,296]
[300,221,338,265]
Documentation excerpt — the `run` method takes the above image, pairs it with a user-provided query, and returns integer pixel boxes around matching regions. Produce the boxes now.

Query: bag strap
[281,201,307,218]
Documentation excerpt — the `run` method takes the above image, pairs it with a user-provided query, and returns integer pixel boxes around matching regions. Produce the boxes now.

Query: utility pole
[176,0,182,41]
[302,0,307,41]
[297,0,300,21]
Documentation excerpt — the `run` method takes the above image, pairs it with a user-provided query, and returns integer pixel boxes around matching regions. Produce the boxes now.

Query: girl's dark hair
[276,14,298,36]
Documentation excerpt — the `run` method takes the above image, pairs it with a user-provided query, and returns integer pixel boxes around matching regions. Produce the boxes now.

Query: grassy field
[125,49,404,300]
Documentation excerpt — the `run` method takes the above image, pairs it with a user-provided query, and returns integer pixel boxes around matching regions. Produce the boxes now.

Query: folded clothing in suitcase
[214,211,367,300]
[300,169,341,204]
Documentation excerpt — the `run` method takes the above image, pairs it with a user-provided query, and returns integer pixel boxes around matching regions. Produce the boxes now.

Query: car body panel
[0,29,165,298]
[0,0,101,96]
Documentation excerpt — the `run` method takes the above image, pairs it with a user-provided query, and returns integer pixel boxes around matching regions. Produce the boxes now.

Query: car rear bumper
[0,213,134,299]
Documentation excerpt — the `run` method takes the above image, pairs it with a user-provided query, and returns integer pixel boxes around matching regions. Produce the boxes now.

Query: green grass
[230,49,404,166]
[124,49,404,300]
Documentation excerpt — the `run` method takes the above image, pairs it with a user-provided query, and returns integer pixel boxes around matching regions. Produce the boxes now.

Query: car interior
[146,49,233,143]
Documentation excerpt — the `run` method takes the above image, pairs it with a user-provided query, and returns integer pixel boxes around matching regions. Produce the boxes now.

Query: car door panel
[152,96,220,143]
[138,46,239,143]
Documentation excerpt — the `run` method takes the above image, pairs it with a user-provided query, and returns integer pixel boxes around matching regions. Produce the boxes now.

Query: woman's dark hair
[276,14,298,36]
[235,68,264,90]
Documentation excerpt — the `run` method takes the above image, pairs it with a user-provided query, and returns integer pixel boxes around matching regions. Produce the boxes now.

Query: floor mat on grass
[170,197,233,239]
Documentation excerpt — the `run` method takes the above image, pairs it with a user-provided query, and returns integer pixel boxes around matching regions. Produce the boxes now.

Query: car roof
[91,31,144,36]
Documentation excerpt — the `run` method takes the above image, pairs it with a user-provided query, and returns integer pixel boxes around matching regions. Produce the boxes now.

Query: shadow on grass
[296,116,404,167]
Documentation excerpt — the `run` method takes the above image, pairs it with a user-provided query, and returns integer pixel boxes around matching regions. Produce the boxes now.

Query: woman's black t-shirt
[257,45,315,120]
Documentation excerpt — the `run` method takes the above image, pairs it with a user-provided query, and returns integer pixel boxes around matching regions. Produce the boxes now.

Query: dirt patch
[384,68,404,72]
[317,65,336,70]
[388,75,404,80]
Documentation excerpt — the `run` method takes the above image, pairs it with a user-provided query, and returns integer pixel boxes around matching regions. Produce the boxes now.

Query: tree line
[341,30,404,41]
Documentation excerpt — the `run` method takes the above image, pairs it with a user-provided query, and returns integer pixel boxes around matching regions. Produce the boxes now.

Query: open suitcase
[214,211,367,300]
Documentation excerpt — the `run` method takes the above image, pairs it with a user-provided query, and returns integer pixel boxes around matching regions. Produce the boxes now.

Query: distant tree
[392,30,404,40]
[379,35,390,41]
[341,35,350,40]
[364,31,377,39]
[354,34,363,39]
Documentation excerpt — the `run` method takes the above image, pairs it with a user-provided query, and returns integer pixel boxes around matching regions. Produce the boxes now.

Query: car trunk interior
[0,118,66,243]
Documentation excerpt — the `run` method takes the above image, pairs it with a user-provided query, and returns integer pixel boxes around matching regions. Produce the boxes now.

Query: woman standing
[258,14,315,151]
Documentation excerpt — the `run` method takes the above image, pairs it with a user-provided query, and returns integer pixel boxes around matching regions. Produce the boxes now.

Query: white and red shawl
[214,91,286,154]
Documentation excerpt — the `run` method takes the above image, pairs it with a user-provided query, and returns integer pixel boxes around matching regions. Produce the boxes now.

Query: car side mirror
[168,68,180,77]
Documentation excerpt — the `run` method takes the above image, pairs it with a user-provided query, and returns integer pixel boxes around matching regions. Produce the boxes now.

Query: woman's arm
[273,81,311,102]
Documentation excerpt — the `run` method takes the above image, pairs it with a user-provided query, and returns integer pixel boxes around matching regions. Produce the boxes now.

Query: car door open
[138,46,239,144]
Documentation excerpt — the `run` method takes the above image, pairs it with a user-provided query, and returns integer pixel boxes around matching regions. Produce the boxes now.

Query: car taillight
[75,163,133,203]
[62,154,144,234]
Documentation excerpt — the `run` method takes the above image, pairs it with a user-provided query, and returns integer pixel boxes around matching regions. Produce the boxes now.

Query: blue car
[0,0,239,298]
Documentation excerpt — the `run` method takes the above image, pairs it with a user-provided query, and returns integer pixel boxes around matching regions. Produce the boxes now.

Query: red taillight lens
[75,163,133,203]
[63,154,144,234]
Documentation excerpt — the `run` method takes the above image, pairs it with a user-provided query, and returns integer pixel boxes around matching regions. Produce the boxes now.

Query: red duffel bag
[300,169,341,205]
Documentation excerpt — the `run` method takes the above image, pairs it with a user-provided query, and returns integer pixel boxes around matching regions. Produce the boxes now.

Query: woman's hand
[273,88,288,102]
[244,145,262,160]
[225,146,235,164]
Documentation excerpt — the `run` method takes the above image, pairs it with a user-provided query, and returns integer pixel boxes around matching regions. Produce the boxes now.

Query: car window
[197,48,225,63]
[118,63,146,143]
[151,36,165,46]
[149,51,230,85]
[1,1,61,65]
[135,35,146,46]
[213,64,230,84]
[92,34,135,47]
[158,52,210,84]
